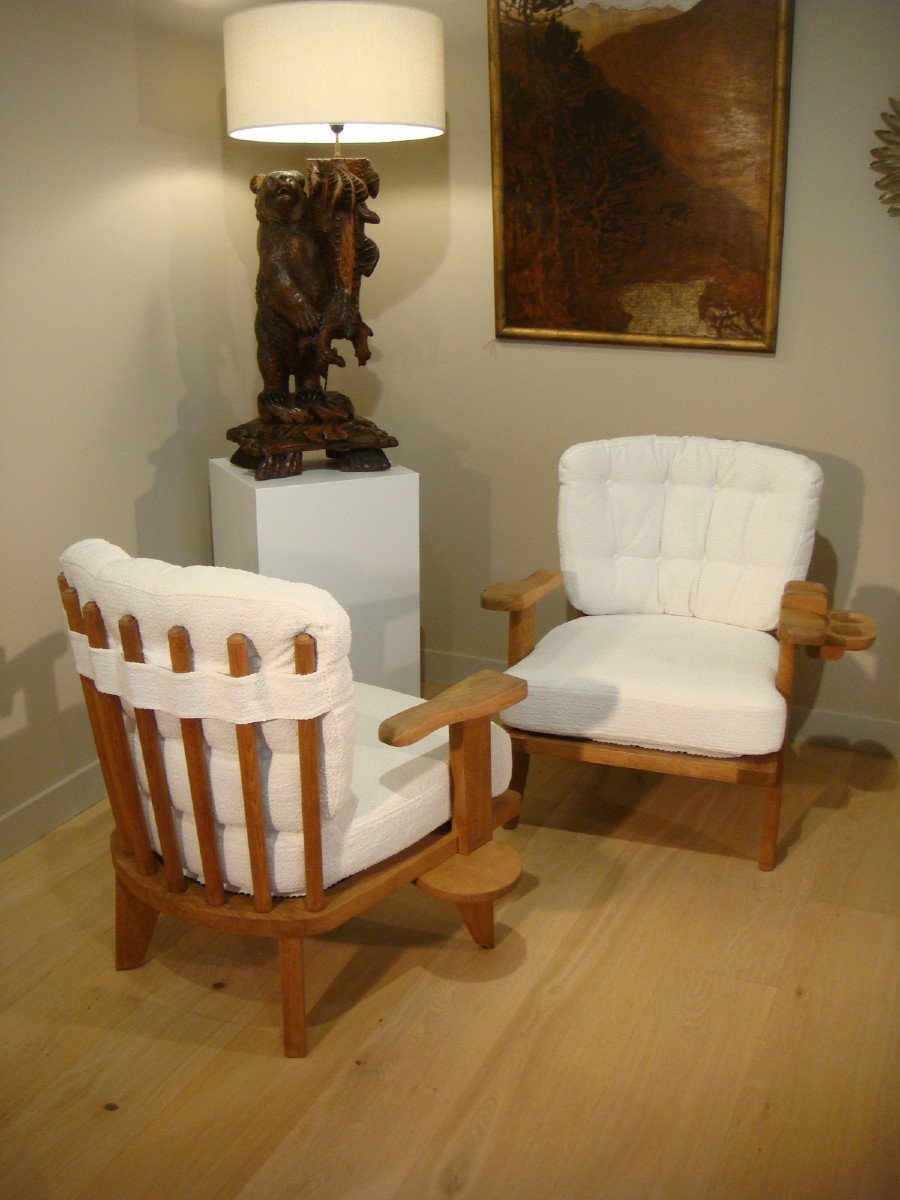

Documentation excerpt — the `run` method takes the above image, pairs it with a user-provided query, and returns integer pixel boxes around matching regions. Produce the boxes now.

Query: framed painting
[488,0,794,352]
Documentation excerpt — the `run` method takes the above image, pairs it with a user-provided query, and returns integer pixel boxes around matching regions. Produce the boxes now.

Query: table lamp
[223,1,445,480]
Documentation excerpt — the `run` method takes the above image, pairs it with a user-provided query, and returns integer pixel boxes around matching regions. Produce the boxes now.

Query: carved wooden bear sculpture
[227,164,395,479]
[251,170,330,395]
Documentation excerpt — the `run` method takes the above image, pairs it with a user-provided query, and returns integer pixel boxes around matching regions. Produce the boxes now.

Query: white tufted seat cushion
[502,614,785,757]
[61,540,513,896]
[501,437,822,759]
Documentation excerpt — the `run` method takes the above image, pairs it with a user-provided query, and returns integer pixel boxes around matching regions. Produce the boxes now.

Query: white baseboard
[791,705,898,758]
[423,647,506,686]
[424,649,899,759]
[0,760,103,864]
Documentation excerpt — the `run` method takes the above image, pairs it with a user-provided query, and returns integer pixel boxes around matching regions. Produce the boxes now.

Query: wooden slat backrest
[167,625,226,906]
[80,599,157,876]
[59,573,330,913]
[294,634,325,913]
[58,575,131,851]
[228,633,274,913]
[224,631,328,915]
[118,615,187,893]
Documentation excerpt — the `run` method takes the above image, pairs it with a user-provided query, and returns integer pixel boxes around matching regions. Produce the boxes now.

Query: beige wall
[2,0,897,859]
[1,0,261,853]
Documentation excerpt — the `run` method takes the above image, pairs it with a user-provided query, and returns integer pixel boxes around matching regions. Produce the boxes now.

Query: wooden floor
[1,742,898,1200]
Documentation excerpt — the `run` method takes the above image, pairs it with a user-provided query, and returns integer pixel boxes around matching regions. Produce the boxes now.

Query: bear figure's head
[251,171,307,224]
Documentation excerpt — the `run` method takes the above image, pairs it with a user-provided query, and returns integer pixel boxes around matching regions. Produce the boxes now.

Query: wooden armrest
[481,569,563,612]
[822,610,876,652]
[777,581,877,655]
[379,670,528,748]
[778,580,828,645]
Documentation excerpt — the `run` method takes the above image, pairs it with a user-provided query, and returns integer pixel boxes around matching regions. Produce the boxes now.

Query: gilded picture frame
[488,0,794,352]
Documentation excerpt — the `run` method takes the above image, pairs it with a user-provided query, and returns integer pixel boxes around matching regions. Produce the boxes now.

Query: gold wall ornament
[870,98,900,221]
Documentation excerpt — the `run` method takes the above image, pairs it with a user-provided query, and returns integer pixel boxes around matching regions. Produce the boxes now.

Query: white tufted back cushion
[558,437,822,630]
[60,540,356,892]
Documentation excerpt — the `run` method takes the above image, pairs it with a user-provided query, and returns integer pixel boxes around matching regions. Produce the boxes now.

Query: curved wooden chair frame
[59,573,526,1056]
[482,570,875,871]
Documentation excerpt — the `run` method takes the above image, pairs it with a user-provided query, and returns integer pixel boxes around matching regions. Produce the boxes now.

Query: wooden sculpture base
[227,389,398,481]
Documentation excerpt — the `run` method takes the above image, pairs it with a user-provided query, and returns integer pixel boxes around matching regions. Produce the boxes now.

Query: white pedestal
[209,459,420,694]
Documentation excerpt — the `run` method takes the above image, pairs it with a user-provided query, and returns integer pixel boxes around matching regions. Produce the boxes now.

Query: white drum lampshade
[224,2,445,145]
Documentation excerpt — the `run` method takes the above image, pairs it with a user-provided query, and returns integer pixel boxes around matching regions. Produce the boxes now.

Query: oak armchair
[59,539,526,1056]
[482,437,875,870]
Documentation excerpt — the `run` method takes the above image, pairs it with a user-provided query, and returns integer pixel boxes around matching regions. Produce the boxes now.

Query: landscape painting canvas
[488,0,794,351]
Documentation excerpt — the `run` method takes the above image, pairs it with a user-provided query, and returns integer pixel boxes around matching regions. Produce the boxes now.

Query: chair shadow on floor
[514,741,860,868]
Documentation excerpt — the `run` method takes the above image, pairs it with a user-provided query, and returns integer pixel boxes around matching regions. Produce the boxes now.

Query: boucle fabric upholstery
[559,437,822,630]
[502,614,785,757]
[502,438,822,758]
[61,540,513,896]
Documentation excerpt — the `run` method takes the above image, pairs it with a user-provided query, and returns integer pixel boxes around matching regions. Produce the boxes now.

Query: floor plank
[1,739,897,1200]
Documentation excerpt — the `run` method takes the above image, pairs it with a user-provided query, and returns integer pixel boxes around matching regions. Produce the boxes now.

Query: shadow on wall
[134,14,224,140]
[132,156,250,568]
[346,131,452,320]
[131,17,253,565]
[790,449,895,756]
[0,629,97,822]
[134,391,234,566]
[846,582,900,754]
[800,579,899,759]
[384,394,494,672]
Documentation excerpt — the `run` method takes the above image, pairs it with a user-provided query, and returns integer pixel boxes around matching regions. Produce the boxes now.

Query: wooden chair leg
[278,936,306,1058]
[759,781,782,871]
[416,841,522,950]
[456,900,495,949]
[115,877,160,970]
[504,747,531,829]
